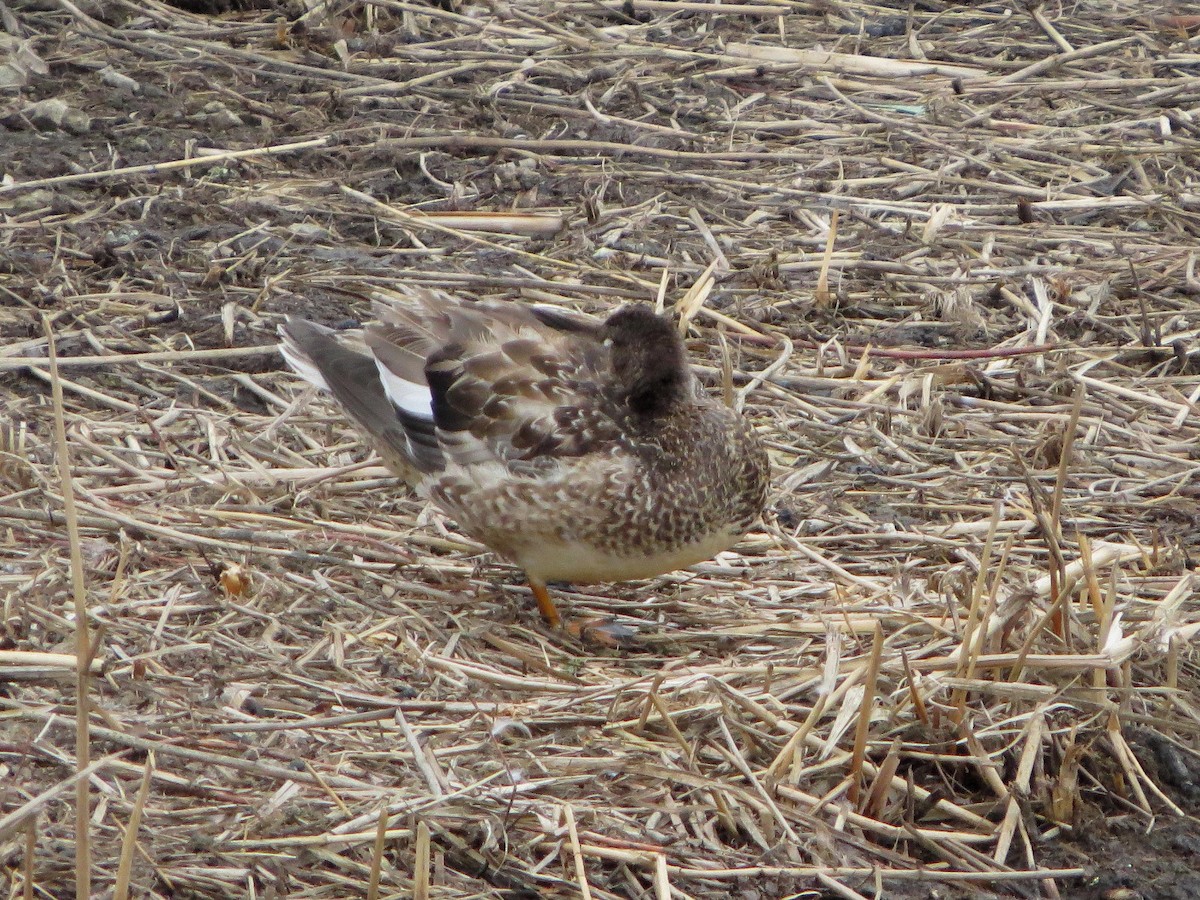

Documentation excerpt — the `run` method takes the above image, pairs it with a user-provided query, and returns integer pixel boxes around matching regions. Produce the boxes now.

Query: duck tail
[278,318,442,484]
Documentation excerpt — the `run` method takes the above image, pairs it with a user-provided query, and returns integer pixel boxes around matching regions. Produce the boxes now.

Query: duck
[278,285,769,630]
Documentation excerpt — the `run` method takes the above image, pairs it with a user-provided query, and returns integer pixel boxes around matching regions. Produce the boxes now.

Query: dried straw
[2,1,1198,897]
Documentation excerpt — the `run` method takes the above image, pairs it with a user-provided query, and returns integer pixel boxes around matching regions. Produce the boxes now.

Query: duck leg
[528,578,562,628]
[531,577,637,647]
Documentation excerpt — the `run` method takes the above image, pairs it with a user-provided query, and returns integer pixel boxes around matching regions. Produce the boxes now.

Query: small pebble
[199,100,244,130]
[23,98,91,134]
[99,66,140,94]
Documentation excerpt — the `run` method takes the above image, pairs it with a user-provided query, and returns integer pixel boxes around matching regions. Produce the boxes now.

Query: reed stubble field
[2,1,1200,897]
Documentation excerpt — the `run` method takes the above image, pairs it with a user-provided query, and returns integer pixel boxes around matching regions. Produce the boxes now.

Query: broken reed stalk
[718,328,735,408]
[1049,384,1085,535]
[1017,451,1070,643]
[1077,533,1107,692]
[848,622,884,807]
[766,690,831,784]
[44,315,92,900]
[952,499,1004,722]
[675,258,719,333]
[1164,635,1180,713]
[0,650,102,674]
[814,209,839,307]
[1048,385,1085,638]
[899,650,930,726]
[367,807,388,900]
[0,136,329,194]
[993,710,1045,866]
[413,820,431,900]
[653,853,671,900]
[113,752,154,900]
[23,821,34,900]
[563,804,594,900]
[862,739,902,819]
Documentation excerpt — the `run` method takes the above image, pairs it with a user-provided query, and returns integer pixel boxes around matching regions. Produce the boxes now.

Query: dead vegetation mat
[2,1,1200,898]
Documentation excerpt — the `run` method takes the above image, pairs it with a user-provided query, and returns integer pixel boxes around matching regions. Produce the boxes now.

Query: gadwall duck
[279,286,768,629]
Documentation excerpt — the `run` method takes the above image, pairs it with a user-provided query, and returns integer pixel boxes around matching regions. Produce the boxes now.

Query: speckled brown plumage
[279,286,769,628]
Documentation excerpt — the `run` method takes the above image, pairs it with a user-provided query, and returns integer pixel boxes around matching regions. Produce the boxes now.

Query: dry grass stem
[44,317,93,900]
[112,753,153,900]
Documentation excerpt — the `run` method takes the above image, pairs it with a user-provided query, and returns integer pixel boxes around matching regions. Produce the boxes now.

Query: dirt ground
[3,1,1200,898]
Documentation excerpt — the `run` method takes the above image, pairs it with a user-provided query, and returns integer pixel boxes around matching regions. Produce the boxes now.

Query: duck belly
[513,525,745,584]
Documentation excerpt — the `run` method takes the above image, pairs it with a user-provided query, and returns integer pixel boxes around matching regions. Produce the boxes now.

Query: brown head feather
[602,306,688,418]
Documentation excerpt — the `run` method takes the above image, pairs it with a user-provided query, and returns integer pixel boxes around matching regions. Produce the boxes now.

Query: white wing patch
[374,358,433,421]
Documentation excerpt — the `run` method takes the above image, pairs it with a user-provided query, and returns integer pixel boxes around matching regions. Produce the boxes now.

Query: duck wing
[363,286,625,478]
